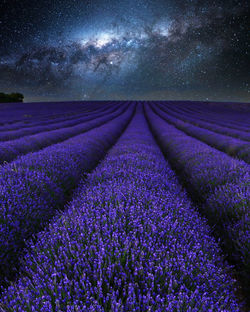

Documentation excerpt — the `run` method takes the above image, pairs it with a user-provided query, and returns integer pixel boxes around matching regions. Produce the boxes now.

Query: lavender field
[0,101,249,311]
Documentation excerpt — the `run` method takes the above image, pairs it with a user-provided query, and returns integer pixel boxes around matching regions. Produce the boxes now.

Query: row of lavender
[160,103,250,141]
[152,104,250,164]
[168,101,250,130]
[0,102,109,133]
[0,105,88,133]
[0,101,91,127]
[145,105,250,296]
[179,102,249,130]
[0,103,127,164]
[0,106,241,311]
[0,103,118,142]
[0,104,135,285]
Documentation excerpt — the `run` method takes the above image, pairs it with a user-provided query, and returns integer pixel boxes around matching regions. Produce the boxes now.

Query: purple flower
[1,105,241,310]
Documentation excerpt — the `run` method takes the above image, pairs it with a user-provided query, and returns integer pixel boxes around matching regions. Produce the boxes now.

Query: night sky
[0,0,249,102]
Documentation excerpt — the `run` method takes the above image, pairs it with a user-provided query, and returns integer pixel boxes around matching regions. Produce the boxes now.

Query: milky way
[0,0,249,101]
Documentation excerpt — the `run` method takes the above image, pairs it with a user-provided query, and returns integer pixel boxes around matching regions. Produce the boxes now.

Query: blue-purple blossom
[0,105,241,311]
[0,104,134,284]
[145,103,250,298]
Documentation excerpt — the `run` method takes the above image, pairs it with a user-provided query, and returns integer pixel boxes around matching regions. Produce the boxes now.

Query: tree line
[0,92,24,103]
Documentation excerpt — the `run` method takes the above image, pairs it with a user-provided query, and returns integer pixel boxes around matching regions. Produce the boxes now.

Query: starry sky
[0,0,249,102]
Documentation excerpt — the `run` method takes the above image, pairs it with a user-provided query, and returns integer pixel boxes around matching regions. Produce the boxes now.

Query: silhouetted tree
[0,92,24,103]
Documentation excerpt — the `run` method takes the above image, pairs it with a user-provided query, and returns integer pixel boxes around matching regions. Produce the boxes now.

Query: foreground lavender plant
[0,105,134,285]
[145,104,250,298]
[0,106,240,311]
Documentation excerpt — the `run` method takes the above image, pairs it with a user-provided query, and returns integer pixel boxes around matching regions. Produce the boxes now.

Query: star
[0,0,248,102]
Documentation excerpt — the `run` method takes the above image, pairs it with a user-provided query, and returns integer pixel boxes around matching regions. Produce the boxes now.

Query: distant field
[0,101,249,311]
[202,101,250,112]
